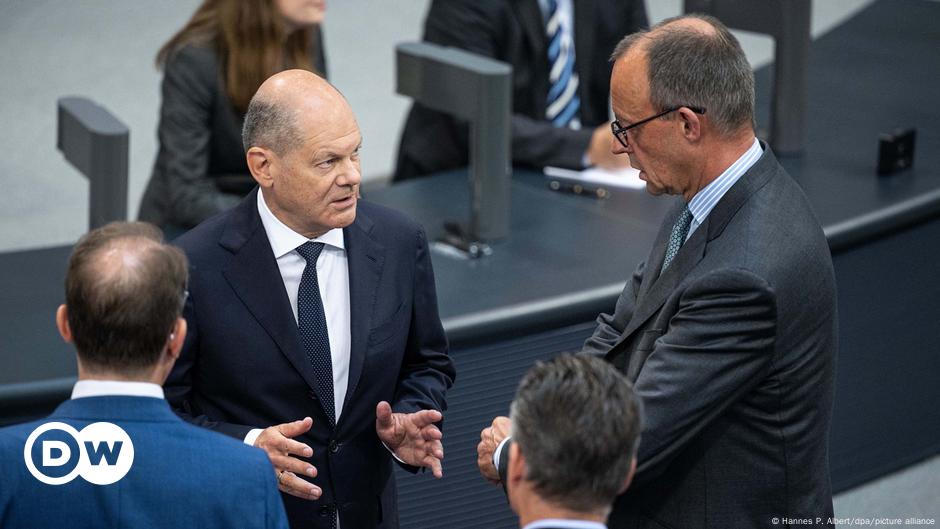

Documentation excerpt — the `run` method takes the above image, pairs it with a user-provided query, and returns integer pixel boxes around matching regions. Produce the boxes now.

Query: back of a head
[612,14,755,137]
[511,354,642,512]
[65,222,188,375]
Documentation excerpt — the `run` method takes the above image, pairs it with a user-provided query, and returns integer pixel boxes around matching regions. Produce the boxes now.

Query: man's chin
[332,206,358,229]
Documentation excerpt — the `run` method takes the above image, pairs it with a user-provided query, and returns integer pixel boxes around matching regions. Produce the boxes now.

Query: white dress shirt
[244,189,353,446]
[524,520,606,529]
[71,379,165,400]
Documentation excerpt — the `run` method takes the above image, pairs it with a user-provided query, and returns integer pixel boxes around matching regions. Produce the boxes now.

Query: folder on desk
[544,165,646,198]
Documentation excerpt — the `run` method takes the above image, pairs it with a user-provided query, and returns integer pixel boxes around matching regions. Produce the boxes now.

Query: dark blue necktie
[295,242,335,426]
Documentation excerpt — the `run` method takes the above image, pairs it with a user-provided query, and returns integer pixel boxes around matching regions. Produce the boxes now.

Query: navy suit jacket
[166,190,456,529]
[0,396,287,529]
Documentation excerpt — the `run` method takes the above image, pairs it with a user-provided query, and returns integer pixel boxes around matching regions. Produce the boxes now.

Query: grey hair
[611,14,755,136]
[241,94,302,155]
[510,354,642,513]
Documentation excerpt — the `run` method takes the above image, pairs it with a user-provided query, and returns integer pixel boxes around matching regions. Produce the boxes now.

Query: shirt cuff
[383,441,407,464]
[244,428,263,446]
[493,436,512,469]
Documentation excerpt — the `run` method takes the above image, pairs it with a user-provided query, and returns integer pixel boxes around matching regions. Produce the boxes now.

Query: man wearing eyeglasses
[479,14,837,529]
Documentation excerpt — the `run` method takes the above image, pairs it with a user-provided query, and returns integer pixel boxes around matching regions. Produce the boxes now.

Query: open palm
[375,401,444,478]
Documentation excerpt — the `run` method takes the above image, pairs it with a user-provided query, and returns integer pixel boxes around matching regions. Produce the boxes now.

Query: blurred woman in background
[139,0,326,234]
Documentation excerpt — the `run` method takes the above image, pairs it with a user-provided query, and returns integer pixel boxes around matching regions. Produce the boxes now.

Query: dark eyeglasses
[611,106,706,148]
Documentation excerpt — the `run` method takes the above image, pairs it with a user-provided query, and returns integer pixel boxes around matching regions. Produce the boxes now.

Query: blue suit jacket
[0,396,288,529]
[165,190,456,529]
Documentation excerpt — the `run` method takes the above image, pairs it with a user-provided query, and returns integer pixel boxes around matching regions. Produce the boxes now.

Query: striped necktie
[544,0,581,128]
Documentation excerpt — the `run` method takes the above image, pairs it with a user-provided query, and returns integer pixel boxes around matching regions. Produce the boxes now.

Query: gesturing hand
[254,417,321,500]
[375,401,444,478]
[477,416,511,484]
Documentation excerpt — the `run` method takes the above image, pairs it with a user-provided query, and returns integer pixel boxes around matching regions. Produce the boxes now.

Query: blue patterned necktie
[661,207,693,274]
[544,0,581,128]
[295,242,335,426]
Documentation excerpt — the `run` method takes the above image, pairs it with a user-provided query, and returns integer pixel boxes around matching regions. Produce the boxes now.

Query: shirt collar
[523,519,607,529]
[687,137,763,226]
[257,189,345,259]
[71,380,165,400]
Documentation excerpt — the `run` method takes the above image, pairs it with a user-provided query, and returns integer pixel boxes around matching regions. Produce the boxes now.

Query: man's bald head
[242,69,351,156]
[65,222,188,374]
[611,14,755,137]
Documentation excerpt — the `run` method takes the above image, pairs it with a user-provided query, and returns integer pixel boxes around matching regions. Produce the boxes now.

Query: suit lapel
[606,143,781,361]
[341,209,385,417]
[219,191,321,398]
[703,143,778,242]
[573,0,597,113]
[512,0,550,108]
[513,0,548,60]
[632,202,679,305]
[620,215,708,342]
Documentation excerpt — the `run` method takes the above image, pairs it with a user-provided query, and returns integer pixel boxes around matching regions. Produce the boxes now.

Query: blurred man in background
[394,0,648,180]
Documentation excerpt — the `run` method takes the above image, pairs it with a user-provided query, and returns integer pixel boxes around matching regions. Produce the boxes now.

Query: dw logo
[23,422,135,485]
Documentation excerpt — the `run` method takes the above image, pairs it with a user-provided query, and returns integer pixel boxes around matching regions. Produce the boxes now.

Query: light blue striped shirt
[686,138,763,240]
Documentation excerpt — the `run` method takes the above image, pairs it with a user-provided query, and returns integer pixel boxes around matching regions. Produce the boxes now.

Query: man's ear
[619,456,638,494]
[677,106,702,142]
[508,441,525,484]
[56,304,73,344]
[246,147,275,188]
[166,318,187,361]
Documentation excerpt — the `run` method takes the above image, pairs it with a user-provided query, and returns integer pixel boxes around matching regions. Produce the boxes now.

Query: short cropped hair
[65,222,188,373]
[242,94,301,155]
[510,354,642,512]
[611,14,755,136]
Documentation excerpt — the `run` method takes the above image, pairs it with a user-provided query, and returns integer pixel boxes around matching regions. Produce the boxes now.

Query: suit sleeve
[157,47,241,227]
[630,268,777,487]
[392,226,456,416]
[0,432,22,520]
[583,260,646,355]
[164,284,256,441]
[423,0,594,170]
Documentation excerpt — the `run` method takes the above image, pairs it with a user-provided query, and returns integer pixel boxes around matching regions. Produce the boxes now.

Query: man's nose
[612,133,631,155]
[337,159,362,187]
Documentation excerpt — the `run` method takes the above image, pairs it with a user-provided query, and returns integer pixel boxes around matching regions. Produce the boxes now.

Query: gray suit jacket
[584,144,837,529]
